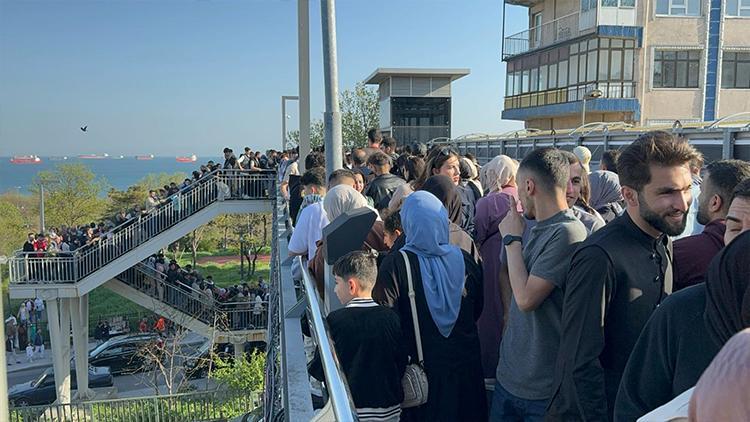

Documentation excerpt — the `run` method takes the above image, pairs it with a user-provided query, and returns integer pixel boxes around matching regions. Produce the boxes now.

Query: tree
[210,349,265,393]
[31,163,109,228]
[0,200,27,256]
[340,82,379,149]
[135,172,189,192]
[106,185,149,217]
[285,82,378,150]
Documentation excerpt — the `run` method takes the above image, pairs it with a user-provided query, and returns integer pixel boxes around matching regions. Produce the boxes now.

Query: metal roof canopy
[364,68,470,85]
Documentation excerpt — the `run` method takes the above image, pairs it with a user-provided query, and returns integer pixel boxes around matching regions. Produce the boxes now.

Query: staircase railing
[9,170,276,285]
[116,263,268,332]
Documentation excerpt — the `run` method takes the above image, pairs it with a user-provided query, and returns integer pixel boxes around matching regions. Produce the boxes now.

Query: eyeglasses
[435,145,458,157]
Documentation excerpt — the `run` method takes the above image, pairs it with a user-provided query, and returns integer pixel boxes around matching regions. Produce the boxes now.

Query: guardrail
[117,263,269,331]
[503,11,588,58]
[9,170,276,285]
[10,388,261,422]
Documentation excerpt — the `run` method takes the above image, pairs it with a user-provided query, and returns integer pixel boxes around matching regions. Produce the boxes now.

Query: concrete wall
[717,90,750,118]
[529,0,580,25]
[722,18,750,48]
[527,111,635,130]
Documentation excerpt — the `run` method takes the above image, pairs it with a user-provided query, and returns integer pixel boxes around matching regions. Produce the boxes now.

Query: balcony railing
[504,81,636,110]
[8,169,276,285]
[503,11,595,58]
[118,263,268,331]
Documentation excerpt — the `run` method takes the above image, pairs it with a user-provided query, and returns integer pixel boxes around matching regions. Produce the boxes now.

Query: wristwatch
[502,235,523,246]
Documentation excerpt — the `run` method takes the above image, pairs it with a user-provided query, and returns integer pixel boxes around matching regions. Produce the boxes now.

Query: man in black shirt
[547,131,701,421]
[364,151,405,209]
[222,147,237,169]
[23,233,36,252]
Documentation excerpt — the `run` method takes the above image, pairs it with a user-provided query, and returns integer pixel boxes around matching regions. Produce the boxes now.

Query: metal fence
[10,389,261,422]
[117,264,269,331]
[503,11,589,58]
[9,170,276,285]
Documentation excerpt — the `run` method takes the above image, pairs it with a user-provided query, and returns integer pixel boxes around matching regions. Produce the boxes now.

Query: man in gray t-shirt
[493,148,587,421]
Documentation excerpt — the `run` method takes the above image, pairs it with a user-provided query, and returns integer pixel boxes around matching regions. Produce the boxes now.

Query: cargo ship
[78,153,109,159]
[136,154,154,160]
[10,155,42,164]
[176,155,197,163]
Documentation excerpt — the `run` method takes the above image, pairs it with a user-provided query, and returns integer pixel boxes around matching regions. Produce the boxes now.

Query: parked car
[9,366,113,407]
[184,340,265,379]
[88,333,163,375]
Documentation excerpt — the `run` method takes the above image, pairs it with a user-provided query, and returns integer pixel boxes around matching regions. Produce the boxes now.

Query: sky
[0,0,528,156]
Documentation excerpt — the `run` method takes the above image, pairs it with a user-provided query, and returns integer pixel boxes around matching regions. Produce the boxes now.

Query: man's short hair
[223,147,232,153]
[332,251,377,291]
[618,131,701,192]
[518,147,569,191]
[731,177,750,202]
[367,128,382,144]
[305,151,325,169]
[705,160,750,212]
[244,147,251,152]
[381,136,396,150]
[367,151,391,168]
[300,167,326,188]
[383,209,402,234]
[352,148,368,166]
[601,149,621,173]
[328,168,356,186]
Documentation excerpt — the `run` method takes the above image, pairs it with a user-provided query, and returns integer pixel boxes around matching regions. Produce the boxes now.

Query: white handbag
[399,250,429,408]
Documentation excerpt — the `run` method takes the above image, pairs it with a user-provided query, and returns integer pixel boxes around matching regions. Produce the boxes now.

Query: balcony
[503,11,596,58]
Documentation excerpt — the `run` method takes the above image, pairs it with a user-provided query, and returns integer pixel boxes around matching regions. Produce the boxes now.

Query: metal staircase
[8,169,275,299]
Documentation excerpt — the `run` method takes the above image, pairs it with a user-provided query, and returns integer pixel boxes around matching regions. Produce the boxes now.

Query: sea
[0,156,224,195]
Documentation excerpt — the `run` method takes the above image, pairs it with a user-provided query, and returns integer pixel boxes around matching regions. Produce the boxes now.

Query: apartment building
[500,0,750,130]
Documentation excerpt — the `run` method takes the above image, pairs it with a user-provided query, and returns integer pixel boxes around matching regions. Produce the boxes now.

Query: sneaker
[242,194,250,199]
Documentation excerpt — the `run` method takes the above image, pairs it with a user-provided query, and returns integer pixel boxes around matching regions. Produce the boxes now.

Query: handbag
[400,250,429,408]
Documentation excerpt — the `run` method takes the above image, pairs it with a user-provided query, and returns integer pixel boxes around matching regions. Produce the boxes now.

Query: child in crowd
[308,251,407,422]
[382,210,402,250]
[26,343,34,363]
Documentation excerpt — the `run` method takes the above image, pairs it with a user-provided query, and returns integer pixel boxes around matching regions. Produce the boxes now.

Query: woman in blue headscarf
[373,191,487,422]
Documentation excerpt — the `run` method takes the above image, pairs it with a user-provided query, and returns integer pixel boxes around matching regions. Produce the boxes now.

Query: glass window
[539,65,548,91]
[722,52,750,88]
[522,70,530,93]
[611,39,623,48]
[653,49,700,88]
[727,0,750,16]
[549,63,558,88]
[530,67,539,92]
[624,40,635,48]
[579,54,587,82]
[656,0,701,16]
[506,73,513,96]
[559,60,568,87]
[391,97,451,127]
[600,38,610,48]
[611,50,623,79]
[570,43,579,54]
[514,72,522,95]
[599,49,610,79]
[621,0,636,6]
[587,51,598,81]
[569,56,578,85]
[623,50,634,80]
[602,0,618,6]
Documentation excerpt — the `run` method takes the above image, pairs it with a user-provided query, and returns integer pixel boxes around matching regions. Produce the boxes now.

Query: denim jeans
[489,381,547,422]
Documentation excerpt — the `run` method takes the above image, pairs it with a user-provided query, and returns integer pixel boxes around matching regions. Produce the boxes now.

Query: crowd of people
[5,299,46,364]
[287,128,750,422]
[130,252,269,330]
[19,146,280,263]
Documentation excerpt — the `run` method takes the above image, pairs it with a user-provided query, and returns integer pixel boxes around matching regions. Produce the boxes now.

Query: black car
[9,366,114,407]
[88,333,163,375]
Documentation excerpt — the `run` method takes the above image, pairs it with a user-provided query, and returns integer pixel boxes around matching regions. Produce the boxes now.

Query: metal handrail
[9,170,276,285]
[298,256,358,422]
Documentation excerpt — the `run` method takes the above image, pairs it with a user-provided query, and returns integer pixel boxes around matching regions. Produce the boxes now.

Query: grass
[176,259,270,288]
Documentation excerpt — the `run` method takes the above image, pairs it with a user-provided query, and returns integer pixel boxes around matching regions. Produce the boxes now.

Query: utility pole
[298,0,311,172]
[320,0,343,178]
[39,184,45,233]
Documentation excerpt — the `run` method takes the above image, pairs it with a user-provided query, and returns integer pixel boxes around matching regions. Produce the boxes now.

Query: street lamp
[581,88,603,126]
[281,95,299,151]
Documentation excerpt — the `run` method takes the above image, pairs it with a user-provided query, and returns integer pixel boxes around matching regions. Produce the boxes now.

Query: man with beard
[546,131,700,421]
[672,160,750,291]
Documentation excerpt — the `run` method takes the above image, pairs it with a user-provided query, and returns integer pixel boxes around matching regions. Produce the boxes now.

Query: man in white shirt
[288,167,329,260]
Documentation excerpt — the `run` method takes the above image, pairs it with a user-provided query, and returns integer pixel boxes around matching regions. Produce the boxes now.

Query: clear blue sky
[0,0,528,156]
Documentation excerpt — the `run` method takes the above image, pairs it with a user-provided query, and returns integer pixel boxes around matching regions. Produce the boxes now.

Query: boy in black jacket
[309,251,407,421]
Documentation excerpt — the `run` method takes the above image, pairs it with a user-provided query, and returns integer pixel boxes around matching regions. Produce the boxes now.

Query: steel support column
[46,297,72,405]
[71,294,92,400]
[321,0,343,178]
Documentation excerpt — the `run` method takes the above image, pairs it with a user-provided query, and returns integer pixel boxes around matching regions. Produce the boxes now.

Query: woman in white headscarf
[309,185,389,297]
[474,154,520,382]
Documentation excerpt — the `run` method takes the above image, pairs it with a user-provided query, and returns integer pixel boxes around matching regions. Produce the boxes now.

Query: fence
[9,170,276,285]
[10,389,261,422]
[503,11,589,58]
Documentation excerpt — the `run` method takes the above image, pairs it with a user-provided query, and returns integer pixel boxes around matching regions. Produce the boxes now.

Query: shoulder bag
[399,250,429,408]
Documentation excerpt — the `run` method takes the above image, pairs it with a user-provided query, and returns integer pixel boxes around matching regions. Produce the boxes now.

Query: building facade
[501,0,750,130]
[365,68,470,145]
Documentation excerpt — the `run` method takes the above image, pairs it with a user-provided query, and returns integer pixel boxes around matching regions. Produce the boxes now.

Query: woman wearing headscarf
[420,175,482,267]
[373,191,487,421]
[473,154,519,382]
[309,185,388,297]
[614,231,750,421]
[588,170,624,223]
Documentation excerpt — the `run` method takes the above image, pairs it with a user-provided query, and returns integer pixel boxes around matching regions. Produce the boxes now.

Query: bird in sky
[80,125,88,132]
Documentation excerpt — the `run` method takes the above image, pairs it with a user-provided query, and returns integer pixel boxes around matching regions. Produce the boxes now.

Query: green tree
[135,172,188,192]
[0,200,27,256]
[286,119,325,150]
[210,349,265,393]
[106,185,148,216]
[31,163,109,228]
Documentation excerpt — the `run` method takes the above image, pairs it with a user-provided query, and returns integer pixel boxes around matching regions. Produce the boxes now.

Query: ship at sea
[136,154,154,160]
[176,154,197,163]
[10,155,42,164]
[78,153,109,159]
[49,156,69,161]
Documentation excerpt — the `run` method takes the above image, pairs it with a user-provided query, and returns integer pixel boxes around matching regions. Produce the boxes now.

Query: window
[558,60,568,87]
[549,63,558,88]
[539,65,548,91]
[655,0,700,16]
[603,0,635,5]
[532,13,543,48]
[653,50,700,88]
[727,0,750,17]
[722,52,750,88]
[581,0,597,11]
